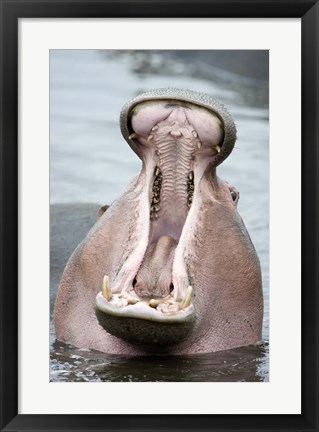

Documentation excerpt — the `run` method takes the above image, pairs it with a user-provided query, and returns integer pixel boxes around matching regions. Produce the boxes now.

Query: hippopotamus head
[54,88,263,355]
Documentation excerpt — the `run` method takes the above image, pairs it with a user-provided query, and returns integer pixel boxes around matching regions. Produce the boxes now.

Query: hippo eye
[231,191,237,201]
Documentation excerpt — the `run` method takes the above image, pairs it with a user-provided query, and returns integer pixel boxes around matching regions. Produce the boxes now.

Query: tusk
[102,275,112,301]
[128,133,139,140]
[180,286,193,309]
[215,145,221,153]
[154,166,161,176]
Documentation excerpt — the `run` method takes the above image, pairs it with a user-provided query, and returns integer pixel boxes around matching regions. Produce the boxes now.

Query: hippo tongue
[134,235,177,299]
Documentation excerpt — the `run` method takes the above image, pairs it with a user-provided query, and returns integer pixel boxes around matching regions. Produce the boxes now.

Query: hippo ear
[228,185,240,207]
[97,204,109,219]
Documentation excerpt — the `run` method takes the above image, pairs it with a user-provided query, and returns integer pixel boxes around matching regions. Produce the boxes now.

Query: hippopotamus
[54,88,263,355]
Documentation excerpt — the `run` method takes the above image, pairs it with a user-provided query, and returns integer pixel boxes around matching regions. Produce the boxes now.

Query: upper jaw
[120,88,237,166]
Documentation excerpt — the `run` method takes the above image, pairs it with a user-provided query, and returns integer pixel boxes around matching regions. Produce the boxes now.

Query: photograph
[50,49,269,382]
[1,1,317,429]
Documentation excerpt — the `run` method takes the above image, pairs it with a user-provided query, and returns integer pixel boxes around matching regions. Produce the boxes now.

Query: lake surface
[50,50,269,382]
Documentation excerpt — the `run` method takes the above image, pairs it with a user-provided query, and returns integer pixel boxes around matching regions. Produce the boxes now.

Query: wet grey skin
[54,88,263,355]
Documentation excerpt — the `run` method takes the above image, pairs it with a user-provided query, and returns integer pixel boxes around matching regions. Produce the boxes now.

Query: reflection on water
[51,339,269,382]
[50,49,269,382]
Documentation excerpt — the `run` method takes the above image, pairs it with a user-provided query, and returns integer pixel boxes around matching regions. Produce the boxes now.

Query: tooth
[154,166,160,176]
[151,204,160,212]
[128,133,139,140]
[180,286,193,309]
[149,299,159,308]
[192,130,198,138]
[102,275,112,301]
[127,297,139,305]
[188,171,194,181]
[215,145,221,153]
[148,134,154,141]
[197,141,202,149]
[151,125,158,131]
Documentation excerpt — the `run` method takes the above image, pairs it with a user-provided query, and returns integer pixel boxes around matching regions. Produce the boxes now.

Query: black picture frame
[0,1,318,431]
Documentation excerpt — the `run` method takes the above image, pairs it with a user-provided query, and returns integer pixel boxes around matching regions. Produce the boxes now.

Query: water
[50,50,269,382]
[51,339,268,382]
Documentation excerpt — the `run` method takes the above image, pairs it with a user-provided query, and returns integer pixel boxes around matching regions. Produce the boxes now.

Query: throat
[134,235,177,298]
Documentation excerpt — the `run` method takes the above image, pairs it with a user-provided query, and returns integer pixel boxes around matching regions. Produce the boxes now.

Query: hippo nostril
[169,283,174,293]
[133,277,137,288]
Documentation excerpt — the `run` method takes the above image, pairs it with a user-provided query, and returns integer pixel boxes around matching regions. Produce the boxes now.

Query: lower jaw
[95,292,195,347]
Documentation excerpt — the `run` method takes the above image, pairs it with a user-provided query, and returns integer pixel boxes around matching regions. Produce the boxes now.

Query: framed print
[0,1,318,431]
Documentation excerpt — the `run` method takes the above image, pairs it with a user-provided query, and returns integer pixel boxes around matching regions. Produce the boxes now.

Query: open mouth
[95,91,235,347]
